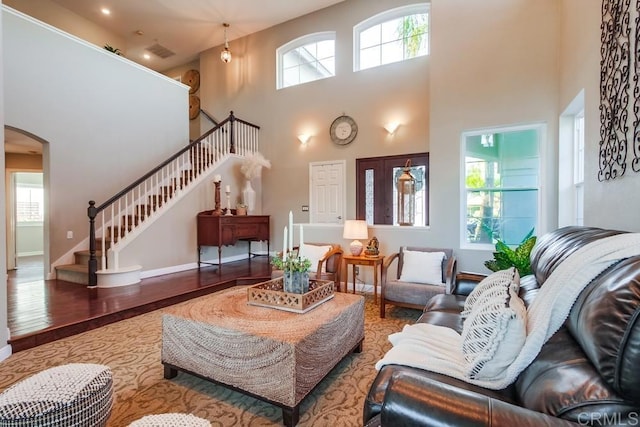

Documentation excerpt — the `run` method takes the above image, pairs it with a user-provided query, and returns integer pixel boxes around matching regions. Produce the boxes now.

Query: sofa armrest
[444,256,457,294]
[379,371,576,427]
[451,271,487,296]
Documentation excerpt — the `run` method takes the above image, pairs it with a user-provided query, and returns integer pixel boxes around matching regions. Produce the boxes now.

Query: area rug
[0,291,419,426]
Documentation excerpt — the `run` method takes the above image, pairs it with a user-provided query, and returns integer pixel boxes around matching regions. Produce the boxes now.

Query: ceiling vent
[146,43,175,59]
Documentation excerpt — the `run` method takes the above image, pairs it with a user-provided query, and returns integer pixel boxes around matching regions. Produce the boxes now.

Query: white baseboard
[140,253,252,279]
[0,342,12,362]
[17,251,44,257]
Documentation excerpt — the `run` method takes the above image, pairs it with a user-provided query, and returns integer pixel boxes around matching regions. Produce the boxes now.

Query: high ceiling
[50,0,345,72]
[5,0,345,154]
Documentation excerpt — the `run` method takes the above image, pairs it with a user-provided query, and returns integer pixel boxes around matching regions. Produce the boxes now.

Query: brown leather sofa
[364,226,640,426]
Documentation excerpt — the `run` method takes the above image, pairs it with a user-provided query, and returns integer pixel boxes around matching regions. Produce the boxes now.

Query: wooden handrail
[86,110,260,286]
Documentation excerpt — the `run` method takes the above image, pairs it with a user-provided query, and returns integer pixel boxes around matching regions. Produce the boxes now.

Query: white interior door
[309,160,345,224]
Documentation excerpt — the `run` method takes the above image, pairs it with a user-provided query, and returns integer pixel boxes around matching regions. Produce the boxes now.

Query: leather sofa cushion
[423,294,466,313]
[364,364,517,423]
[416,310,463,333]
[530,226,624,285]
[515,328,637,423]
[566,255,640,402]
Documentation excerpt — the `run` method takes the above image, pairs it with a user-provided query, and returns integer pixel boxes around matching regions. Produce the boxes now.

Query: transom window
[276,32,335,90]
[354,4,429,72]
[462,125,543,248]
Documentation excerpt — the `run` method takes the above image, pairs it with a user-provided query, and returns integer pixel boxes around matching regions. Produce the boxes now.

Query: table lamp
[343,220,368,256]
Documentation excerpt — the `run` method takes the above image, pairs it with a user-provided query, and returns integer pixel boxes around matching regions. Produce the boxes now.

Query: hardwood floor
[7,257,272,353]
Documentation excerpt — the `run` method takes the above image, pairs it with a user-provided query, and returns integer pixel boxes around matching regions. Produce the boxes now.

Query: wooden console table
[197,211,270,267]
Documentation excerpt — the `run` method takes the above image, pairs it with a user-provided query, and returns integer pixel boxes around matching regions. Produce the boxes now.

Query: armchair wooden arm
[314,245,343,282]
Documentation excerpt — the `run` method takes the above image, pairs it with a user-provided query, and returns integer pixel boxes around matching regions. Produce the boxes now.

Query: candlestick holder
[212,181,222,216]
[225,190,233,216]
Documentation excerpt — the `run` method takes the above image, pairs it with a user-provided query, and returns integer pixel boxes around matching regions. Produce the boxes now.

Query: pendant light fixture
[220,23,232,63]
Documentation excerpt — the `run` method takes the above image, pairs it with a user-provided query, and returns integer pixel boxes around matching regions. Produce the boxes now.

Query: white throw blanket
[375,232,640,389]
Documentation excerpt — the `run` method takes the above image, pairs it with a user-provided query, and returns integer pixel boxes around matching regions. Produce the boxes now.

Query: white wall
[559,0,640,231]
[428,0,561,272]
[199,0,429,268]
[3,7,189,268]
[4,0,126,55]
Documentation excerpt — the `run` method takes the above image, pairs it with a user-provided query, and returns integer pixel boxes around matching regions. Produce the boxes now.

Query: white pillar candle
[288,211,294,251]
[299,224,304,247]
[225,185,231,193]
[213,174,221,183]
[283,226,288,259]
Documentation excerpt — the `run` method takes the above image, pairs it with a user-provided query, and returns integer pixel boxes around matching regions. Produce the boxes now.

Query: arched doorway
[4,127,47,283]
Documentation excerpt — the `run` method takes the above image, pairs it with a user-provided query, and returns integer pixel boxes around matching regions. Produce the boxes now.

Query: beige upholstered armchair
[380,246,456,318]
[271,243,344,287]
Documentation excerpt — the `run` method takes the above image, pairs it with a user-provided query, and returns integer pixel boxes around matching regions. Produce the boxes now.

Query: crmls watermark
[577,412,639,426]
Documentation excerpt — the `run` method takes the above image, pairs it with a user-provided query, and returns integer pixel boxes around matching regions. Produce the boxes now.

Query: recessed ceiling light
[101,8,111,15]
[143,53,151,60]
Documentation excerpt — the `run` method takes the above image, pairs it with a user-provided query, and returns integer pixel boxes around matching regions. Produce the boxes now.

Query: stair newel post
[88,200,98,287]
[229,110,236,154]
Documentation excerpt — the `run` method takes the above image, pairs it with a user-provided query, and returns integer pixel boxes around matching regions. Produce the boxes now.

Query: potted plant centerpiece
[271,252,312,294]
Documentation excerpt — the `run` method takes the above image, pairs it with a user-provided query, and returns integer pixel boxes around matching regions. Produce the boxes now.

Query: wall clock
[330,115,358,145]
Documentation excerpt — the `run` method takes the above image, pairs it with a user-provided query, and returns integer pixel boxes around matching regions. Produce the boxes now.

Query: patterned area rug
[0,291,419,426]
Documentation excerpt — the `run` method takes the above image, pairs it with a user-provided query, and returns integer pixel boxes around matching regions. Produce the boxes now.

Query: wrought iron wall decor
[599,0,630,181]
[634,0,640,172]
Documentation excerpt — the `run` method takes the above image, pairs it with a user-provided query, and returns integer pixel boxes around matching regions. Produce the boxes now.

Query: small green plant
[104,44,122,56]
[271,254,311,272]
[484,229,536,276]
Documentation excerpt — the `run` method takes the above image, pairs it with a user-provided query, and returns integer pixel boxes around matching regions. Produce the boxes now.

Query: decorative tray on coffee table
[247,277,334,313]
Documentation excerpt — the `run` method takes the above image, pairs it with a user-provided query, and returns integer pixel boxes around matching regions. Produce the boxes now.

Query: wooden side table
[342,254,384,304]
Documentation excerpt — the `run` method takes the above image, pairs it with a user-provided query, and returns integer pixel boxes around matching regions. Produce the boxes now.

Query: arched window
[276,32,336,89]
[354,4,429,72]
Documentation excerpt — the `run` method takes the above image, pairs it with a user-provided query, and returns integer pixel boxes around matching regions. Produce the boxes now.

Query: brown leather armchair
[380,246,456,318]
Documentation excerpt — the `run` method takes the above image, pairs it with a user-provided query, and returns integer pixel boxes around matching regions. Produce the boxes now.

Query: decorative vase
[242,180,256,213]
[283,271,309,294]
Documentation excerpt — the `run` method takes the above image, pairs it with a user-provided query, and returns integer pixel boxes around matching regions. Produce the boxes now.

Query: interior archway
[4,126,49,283]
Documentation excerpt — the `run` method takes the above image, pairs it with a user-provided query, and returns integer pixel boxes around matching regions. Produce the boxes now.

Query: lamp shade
[343,220,368,256]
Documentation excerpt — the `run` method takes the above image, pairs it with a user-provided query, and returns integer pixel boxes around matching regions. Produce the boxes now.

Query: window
[277,32,335,89]
[573,112,585,225]
[558,90,584,227]
[356,153,428,226]
[354,4,429,72]
[462,125,542,248]
[16,172,44,223]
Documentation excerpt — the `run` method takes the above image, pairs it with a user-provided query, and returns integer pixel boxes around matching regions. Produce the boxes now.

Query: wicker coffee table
[161,285,365,426]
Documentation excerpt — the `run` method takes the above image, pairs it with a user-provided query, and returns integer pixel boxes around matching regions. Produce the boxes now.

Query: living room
[1,0,640,425]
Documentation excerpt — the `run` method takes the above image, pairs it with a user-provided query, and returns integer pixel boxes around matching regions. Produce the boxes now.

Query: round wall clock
[330,115,358,145]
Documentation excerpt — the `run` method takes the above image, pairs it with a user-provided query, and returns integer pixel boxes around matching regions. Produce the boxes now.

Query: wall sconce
[298,134,311,144]
[220,23,232,63]
[384,122,400,135]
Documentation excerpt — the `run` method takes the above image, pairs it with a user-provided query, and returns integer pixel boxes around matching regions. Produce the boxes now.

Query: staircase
[55,111,260,287]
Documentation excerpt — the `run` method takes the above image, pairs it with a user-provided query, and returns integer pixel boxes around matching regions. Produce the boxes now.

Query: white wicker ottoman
[128,413,211,426]
[0,363,113,427]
